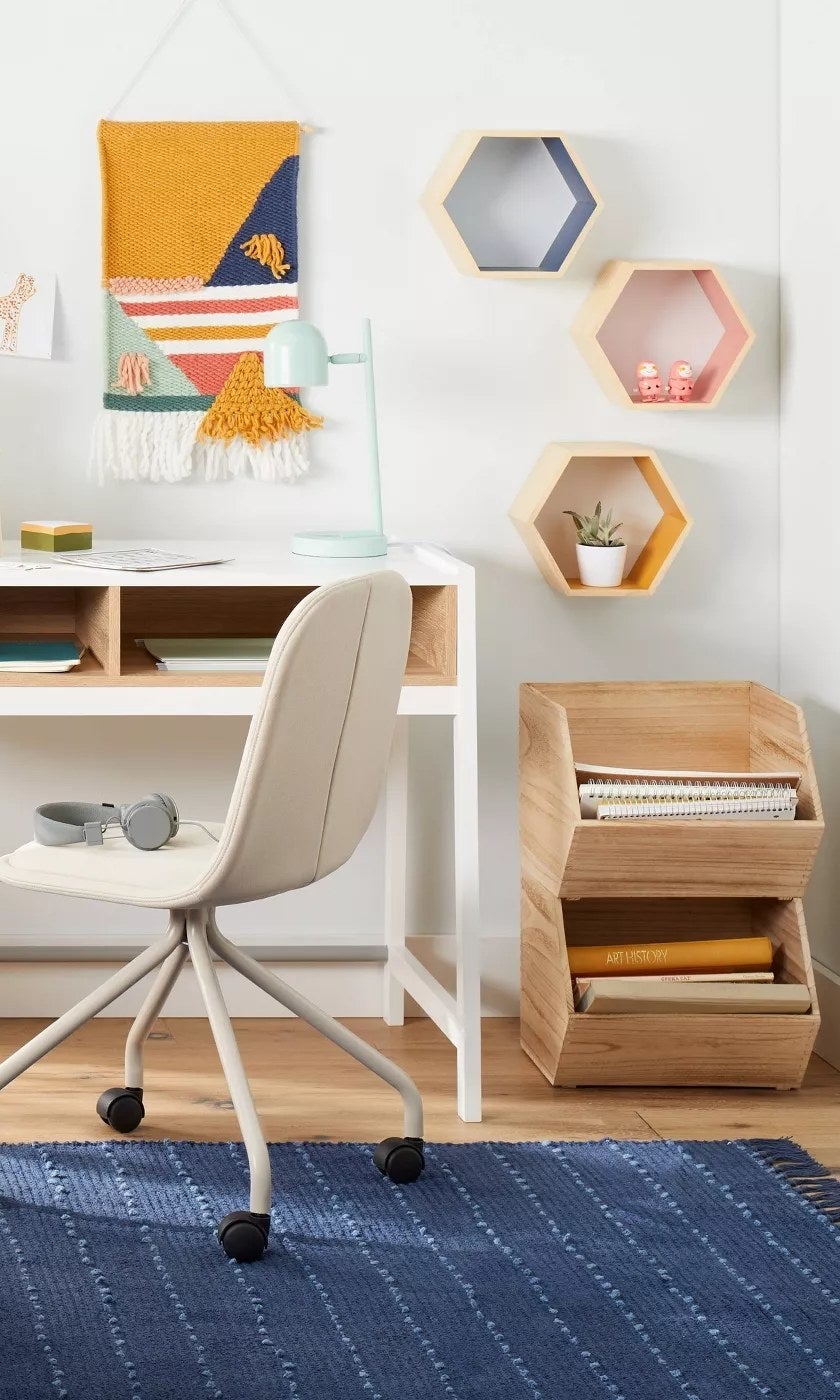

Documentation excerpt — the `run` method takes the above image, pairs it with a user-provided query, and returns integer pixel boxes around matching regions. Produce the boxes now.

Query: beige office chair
[0,572,425,1263]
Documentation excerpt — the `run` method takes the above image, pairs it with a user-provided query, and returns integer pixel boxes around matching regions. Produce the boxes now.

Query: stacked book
[140,638,274,674]
[576,762,801,822]
[570,936,811,1015]
[0,640,83,673]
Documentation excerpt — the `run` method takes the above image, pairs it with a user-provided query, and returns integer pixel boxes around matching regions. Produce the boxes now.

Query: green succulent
[563,501,625,548]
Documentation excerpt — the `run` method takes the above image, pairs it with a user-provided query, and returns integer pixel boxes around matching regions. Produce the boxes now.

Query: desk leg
[453,706,482,1122]
[383,716,409,1025]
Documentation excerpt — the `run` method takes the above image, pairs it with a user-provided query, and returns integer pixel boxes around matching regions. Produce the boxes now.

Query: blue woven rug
[0,1138,837,1399]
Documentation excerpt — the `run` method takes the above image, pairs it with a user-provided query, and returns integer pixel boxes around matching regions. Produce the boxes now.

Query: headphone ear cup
[122,798,177,851]
[150,792,179,836]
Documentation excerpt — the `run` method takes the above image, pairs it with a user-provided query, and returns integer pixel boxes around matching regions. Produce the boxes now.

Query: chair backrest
[201,571,411,906]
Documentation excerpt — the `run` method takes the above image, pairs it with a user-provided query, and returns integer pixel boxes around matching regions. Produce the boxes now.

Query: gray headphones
[34,793,180,851]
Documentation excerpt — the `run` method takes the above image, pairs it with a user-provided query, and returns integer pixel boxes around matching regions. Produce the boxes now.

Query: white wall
[780,1,840,1043]
[0,1,780,999]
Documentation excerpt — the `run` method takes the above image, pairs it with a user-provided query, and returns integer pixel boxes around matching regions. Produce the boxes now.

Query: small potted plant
[564,501,626,587]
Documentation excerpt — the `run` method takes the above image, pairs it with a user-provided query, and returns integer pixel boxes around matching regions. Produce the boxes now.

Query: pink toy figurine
[636,361,662,401]
[668,360,695,402]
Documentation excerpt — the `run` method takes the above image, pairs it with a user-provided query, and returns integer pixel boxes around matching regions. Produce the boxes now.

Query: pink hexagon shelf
[422,131,602,278]
[572,260,755,408]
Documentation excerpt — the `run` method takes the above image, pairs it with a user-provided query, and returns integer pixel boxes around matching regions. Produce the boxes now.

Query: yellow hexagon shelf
[509,442,693,596]
[421,131,602,278]
[571,261,755,408]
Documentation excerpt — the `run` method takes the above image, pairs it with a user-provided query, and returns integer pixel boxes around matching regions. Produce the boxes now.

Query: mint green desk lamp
[263,318,388,558]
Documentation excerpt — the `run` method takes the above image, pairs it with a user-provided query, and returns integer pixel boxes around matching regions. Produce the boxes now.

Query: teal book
[0,641,82,672]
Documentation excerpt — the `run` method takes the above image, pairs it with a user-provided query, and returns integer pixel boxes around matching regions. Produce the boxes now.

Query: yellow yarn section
[99,122,299,283]
[149,325,276,341]
[239,234,290,279]
[196,353,323,447]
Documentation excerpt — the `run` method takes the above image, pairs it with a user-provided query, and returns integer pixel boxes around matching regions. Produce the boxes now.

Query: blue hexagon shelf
[422,130,602,278]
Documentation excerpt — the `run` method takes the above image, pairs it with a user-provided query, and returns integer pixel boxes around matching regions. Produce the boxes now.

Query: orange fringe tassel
[239,234,291,280]
[196,352,322,447]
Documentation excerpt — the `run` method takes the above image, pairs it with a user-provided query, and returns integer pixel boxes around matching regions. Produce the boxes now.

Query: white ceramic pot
[576,542,627,588]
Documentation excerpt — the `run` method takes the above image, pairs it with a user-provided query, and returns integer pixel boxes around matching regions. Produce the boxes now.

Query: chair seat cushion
[0,823,224,908]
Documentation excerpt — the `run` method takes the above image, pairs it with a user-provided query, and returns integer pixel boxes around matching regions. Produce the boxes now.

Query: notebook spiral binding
[580,780,796,801]
[596,795,796,820]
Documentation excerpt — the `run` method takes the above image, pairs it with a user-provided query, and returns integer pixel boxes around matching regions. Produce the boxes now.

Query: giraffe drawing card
[0,269,56,359]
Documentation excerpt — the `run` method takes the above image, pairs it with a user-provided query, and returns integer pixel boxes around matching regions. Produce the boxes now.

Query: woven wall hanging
[92,119,321,483]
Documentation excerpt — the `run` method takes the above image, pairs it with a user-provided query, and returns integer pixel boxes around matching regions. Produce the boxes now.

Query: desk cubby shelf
[0,581,457,689]
[519,681,824,1089]
[422,130,602,278]
[572,260,755,408]
[509,442,692,596]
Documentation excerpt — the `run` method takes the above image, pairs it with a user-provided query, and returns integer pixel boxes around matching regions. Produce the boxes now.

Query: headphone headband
[34,796,179,850]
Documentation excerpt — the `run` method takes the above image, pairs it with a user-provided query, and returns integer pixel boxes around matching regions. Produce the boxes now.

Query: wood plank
[77,586,120,675]
[750,681,823,821]
[562,821,822,899]
[534,680,751,771]
[0,1017,835,1161]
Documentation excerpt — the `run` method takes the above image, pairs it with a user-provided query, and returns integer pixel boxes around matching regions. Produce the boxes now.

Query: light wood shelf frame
[509,442,692,596]
[571,260,755,408]
[421,130,602,279]
[0,583,457,688]
[519,680,824,1090]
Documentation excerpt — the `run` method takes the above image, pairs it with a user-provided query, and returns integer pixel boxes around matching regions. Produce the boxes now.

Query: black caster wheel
[96,1087,144,1134]
[374,1136,425,1184]
[217,1211,270,1263]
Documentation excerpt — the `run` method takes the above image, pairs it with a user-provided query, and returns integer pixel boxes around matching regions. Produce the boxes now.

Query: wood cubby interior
[520,885,819,1089]
[510,442,692,597]
[520,680,824,900]
[0,583,457,687]
[572,261,755,409]
[423,130,601,278]
[0,586,117,684]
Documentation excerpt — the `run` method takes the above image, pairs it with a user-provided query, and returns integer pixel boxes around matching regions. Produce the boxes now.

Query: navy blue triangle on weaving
[208,154,299,286]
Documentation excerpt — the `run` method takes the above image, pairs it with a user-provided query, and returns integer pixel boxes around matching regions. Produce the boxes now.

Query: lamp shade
[263,320,329,388]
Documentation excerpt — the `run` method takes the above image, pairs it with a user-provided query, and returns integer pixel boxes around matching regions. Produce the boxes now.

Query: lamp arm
[326,320,383,538]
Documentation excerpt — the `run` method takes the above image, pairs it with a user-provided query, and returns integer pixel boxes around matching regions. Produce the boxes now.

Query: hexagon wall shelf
[509,442,692,597]
[422,131,602,278]
[571,260,755,408]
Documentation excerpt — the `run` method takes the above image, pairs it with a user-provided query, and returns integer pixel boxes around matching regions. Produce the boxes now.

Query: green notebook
[0,641,82,672]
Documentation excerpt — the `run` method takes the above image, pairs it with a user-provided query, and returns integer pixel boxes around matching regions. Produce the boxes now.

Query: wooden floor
[1,1017,839,1170]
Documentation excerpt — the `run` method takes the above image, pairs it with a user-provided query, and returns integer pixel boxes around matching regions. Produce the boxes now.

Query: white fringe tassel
[91,411,311,484]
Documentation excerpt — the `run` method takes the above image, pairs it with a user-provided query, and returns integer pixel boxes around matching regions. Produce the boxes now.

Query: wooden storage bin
[520,892,819,1088]
[520,681,823,900]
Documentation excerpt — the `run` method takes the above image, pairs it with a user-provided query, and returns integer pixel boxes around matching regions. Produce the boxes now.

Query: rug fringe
[748,1137,840,1224]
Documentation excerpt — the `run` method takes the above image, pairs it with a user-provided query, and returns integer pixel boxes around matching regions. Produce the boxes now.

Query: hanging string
[105,0,314,128]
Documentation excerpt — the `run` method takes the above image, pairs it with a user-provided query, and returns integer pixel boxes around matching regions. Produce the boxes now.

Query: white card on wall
[0,270,56,359]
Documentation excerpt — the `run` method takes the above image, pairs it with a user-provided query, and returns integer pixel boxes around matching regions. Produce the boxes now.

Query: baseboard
[814,961,840,1069]
[0,935,521,1018]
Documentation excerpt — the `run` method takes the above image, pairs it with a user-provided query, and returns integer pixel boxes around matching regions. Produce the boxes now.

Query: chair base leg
[0,916,185,1094]
[0,904,428,1263]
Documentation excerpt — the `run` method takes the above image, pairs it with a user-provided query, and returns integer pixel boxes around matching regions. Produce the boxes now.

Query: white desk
[0,541,482,1121]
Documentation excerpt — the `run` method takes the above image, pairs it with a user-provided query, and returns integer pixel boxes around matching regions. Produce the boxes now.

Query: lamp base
[291,529,389,559]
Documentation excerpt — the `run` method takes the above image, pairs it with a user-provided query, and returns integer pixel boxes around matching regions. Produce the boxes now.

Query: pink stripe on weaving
[120,295,299,317]
[169,351,250,395]
[108,276,204,295]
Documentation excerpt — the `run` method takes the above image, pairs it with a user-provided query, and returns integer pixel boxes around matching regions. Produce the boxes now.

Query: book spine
[575,971,774,995]
[567,936,773,978]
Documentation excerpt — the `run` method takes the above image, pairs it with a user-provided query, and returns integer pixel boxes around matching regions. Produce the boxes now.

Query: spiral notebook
[576,764,801,822]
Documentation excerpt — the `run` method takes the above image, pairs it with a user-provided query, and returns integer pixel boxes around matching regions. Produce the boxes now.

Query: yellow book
[567,936,773,979]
